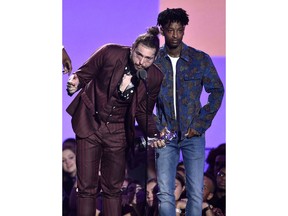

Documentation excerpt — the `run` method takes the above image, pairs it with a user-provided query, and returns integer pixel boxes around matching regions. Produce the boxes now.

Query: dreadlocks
[157,8,189,27]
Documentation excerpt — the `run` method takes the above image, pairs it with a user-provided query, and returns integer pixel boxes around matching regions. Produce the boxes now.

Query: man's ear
[207,192,214,201]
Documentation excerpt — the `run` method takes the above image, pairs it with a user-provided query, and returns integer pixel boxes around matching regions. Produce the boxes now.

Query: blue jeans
[155,134,205,216]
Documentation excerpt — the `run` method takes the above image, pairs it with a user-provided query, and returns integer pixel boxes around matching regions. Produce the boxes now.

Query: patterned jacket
[154,42,224,139]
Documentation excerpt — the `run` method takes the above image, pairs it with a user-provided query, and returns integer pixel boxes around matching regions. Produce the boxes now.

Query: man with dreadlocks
[151,8,224,216]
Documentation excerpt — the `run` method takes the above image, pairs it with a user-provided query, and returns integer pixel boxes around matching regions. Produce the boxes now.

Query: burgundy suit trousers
[76,122,127,216]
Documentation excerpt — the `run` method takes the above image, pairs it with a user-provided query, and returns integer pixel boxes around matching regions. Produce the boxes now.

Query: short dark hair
[62,138,76,154]
[175,173,185,187]
[177,160,184,168]
[157,8,189,27]
[206,143,226,166]
[133,26,160,55]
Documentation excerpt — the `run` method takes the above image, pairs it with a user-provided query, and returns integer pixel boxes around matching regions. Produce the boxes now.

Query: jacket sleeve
[190,55,224,134]
[72,44,109,88]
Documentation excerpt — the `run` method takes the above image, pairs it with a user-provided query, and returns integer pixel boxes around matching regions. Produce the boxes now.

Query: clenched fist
[66,73,79,96]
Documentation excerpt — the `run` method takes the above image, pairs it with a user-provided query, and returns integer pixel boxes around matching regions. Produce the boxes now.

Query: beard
[166,43,179,49]
[166,39,182,50]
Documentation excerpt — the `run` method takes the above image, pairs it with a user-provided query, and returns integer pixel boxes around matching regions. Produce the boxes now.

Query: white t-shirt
[168,55,180,120]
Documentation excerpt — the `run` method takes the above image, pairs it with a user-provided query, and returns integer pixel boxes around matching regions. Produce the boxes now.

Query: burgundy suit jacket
[66,44,164,147]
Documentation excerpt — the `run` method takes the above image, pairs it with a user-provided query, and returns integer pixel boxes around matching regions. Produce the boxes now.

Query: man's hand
[185,128,200,138]
[150,128,167,148]
[66,73,79,96]
[176,198,187,211]
[150,139,166,148]
[62,47,72,75]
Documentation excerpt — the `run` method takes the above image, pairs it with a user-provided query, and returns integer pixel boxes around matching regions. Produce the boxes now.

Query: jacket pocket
[183,71,202,81]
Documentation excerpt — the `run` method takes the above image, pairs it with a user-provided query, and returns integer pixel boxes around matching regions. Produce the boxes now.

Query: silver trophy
[142,127,177,147]
[160,127,177,144]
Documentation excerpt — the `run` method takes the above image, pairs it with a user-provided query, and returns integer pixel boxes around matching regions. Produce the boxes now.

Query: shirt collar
[159,42,190,62]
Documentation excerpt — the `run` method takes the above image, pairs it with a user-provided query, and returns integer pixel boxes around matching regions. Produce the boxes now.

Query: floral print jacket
[154,42,224,139]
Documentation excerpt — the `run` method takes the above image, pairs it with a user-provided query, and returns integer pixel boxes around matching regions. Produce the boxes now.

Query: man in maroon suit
[66,26,165,216]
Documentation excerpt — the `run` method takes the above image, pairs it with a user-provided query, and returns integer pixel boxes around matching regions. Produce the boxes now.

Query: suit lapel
[108,59,124,99]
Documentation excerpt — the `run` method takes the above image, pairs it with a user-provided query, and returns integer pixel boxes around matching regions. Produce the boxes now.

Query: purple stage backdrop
[62,0,226,152]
